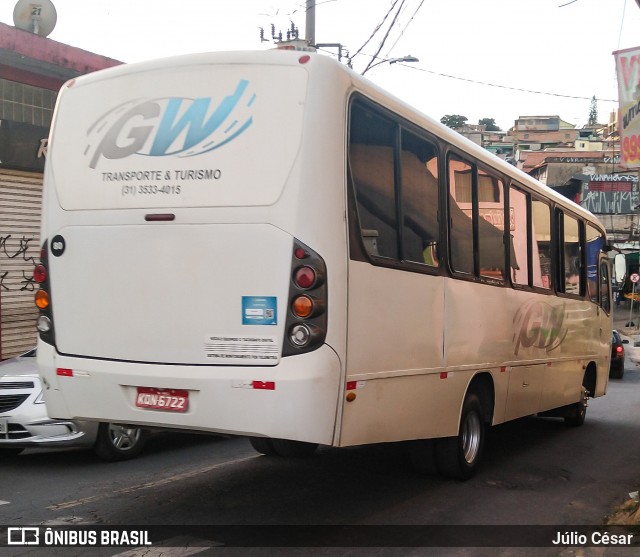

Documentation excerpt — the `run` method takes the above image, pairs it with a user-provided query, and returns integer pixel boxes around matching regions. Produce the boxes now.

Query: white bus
[35,49,612,479]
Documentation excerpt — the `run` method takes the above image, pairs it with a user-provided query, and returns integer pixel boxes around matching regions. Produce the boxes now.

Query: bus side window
[510,185,530,287]
[600,261,611,313]
[400,131,439,266]
[448,157,474,275]
[531,199,552,289]
[447,157,506,278]
[477,170,505,280]
[349,103,399,260]
[561,213,583,296]
[586,224,603,303]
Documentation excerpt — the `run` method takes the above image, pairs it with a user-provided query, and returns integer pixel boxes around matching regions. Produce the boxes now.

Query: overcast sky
[1,0,638,131]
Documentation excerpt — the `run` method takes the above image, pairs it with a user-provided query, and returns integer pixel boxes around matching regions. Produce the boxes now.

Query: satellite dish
[13,0,57,37]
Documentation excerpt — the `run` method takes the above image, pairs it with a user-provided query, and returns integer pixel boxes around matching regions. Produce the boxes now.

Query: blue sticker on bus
[242,296,277,326]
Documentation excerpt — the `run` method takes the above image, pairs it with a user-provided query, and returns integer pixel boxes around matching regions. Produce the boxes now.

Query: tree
[588,95,598,126]
[440,114,468,129]
[478,118,501,131]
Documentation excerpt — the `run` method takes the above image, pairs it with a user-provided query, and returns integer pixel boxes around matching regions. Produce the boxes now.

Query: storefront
[0,120,47,358]
[0,21,121,359]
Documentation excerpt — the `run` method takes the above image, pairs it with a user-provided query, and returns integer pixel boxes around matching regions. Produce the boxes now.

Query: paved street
[2,345,640,557]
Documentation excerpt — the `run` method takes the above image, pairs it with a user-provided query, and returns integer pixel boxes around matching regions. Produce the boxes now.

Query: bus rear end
[36,51,346,446]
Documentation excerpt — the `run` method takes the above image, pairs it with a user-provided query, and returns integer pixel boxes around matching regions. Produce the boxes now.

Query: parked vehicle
[0,349,147,460]
[610,330,628,379]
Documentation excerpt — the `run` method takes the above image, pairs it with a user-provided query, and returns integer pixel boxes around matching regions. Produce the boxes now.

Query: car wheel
[93,423,147,462]
[0,448,24,457]
[610,365,624,380]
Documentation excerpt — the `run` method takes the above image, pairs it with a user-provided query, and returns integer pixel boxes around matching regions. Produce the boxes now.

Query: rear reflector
[252,381,275,390]
[56,368,73,377]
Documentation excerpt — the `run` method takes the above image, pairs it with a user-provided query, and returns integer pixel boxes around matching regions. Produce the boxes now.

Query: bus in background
[35,49,612,480]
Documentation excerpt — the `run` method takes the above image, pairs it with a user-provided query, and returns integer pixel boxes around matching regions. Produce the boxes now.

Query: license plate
[0,417,7,435]
[135,387,189,412]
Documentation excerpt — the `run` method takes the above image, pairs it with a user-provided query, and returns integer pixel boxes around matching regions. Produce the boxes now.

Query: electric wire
[302,0,619,105]
[618,0,627,49]
[361,0,407,75]
[396,62,618,103]
[350,0,401,63]
[384,0,426,57]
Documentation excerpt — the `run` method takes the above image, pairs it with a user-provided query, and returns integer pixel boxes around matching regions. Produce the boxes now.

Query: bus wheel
[249,437,278,456]
[564,386,588,427]
[271,439,318,457]
[93,423,147,461]
[435,393,485,480]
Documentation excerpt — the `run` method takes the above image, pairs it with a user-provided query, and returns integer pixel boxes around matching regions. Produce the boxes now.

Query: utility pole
[305,0,315,46]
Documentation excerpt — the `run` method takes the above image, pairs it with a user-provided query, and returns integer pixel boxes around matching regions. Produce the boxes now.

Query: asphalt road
[2,362,640,557]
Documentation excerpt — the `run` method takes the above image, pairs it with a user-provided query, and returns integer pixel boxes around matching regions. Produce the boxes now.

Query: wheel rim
[461,411,482,464]
[108,424,141,451]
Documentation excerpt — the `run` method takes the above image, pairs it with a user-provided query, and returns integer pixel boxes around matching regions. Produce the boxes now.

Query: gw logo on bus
[85,80,256,169]
[513,300,568,356]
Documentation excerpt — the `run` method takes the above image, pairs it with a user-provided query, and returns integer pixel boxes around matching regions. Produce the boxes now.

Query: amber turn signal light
[35,289,50,309]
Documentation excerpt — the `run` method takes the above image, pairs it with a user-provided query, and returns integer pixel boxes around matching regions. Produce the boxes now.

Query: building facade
[0,21,120,358]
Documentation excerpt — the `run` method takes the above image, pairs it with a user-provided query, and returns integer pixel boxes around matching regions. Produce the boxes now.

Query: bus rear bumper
[37,341,342,446]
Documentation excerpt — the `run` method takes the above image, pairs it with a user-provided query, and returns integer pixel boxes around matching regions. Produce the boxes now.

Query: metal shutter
[0,169,42,360]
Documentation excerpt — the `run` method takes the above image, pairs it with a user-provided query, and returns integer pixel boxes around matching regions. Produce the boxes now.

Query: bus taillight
[35,289,49,309]
[292,295,314,318]
[34,240,56,344]
[294,266,318,289]
[283,239,328,356]
[34,264,47,283]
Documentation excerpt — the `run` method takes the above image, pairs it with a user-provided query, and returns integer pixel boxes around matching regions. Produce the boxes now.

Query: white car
[0,349,147,461]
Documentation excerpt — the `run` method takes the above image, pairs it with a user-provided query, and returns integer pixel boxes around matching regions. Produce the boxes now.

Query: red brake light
[34,264,47,283]
[616,346,623,354]
[294,266,316,289]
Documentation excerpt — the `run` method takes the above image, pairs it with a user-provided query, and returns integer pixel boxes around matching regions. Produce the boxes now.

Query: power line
[618,0,627,49]
[361,0,407,75]
[397,63,618,103]
[384,0,425,57]
[350,0,401,63]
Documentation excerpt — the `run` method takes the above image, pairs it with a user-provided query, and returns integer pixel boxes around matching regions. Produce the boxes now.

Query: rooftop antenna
[13,0,57,37]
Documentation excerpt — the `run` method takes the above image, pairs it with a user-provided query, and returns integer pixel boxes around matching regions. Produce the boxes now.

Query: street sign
[631,273,640,284]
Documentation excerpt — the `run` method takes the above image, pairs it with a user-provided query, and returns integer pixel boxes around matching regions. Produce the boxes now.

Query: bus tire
[435,393,485,480]
[564,386,588,427]
[271,439,318,457]
[249,436,278,456]
[93,422,147,462]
